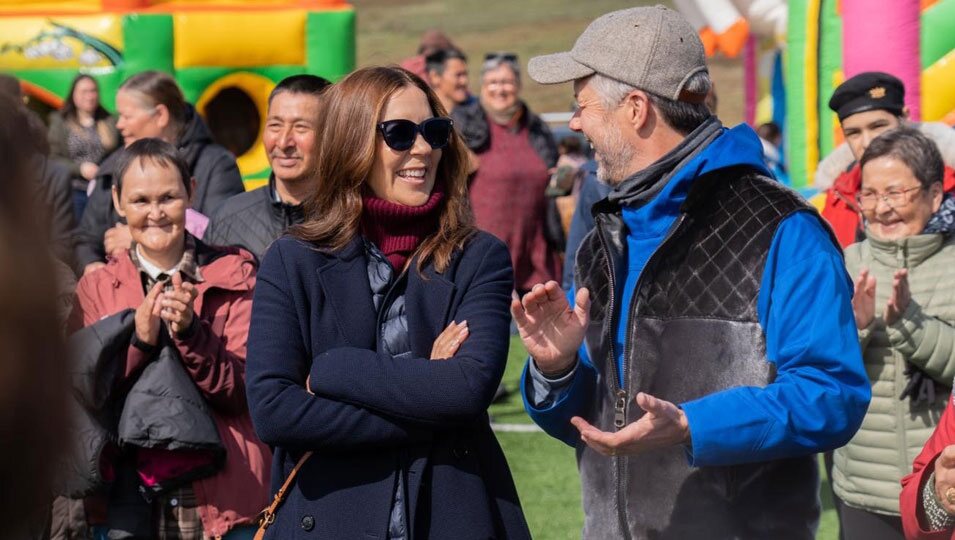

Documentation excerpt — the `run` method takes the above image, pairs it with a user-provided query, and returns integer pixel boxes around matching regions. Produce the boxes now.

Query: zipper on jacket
[593,214,631,540]
[594,211,686,540]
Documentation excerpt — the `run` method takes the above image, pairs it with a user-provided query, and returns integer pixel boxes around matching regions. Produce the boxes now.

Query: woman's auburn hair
[292,66,476,273]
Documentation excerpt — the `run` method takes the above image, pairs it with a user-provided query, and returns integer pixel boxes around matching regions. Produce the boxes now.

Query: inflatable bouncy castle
[0,0,355,187]
[675,0,955,192]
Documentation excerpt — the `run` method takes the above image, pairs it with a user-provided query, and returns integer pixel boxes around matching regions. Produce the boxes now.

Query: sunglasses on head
[484,52,518,63]
[377,118,454,152]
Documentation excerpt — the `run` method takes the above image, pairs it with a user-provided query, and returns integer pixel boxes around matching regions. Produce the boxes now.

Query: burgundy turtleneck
[361,183,445,270]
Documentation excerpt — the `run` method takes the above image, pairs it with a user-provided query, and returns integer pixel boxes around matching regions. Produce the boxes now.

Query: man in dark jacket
[512,6,870,539]
[74,104,243,274]
[204,74,329,261]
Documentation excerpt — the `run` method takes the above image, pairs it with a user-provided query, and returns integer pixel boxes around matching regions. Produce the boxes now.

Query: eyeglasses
[377,118,454,151]
[856,185,923,210]
[484,52,518,63]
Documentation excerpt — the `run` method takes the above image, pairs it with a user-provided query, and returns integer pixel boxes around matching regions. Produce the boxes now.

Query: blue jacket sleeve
[246,240,431,452]
[680,210,870,466]
[306,237,513,426]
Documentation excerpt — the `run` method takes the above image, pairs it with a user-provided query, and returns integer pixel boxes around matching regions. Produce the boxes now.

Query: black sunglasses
[484,52,518,63]
[377,118,454,151]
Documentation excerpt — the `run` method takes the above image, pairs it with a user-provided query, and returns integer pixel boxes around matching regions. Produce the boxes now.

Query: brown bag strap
[254,451,314,540]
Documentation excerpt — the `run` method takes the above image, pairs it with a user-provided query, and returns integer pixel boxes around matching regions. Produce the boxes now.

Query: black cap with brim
[829,71,906,122]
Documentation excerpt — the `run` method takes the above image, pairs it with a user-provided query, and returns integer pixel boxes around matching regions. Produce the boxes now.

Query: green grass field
[489,336,840,539]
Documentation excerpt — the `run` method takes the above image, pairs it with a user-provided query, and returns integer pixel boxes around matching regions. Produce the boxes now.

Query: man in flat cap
[818,71,955,247]
[511,5,870,538]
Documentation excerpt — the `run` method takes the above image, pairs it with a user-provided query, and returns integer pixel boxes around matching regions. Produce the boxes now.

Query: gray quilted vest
[574,168,829,539]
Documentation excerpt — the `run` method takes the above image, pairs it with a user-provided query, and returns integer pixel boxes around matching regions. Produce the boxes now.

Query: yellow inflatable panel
[0,1,100,13]
[0,14,122,70]
[922,49,955,122]
[809,192,827,214]
[173,10,305,68]
[196,71,274,177]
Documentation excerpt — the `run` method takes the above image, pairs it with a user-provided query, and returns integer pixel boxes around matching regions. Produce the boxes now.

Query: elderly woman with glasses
[830,127,955,540]
[451,52,561,295]
[246,66,531,540]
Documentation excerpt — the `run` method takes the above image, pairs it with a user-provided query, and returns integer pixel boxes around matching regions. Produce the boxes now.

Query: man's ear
[621,90,652,131]
[900,106,910,123]
[112,185,125,218]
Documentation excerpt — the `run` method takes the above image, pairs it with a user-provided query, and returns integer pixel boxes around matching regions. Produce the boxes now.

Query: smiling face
[115,89,167,147]
[480,64,520,116]
[860,155,941,240]
[112,156,188,259]
[265,91,321,183]
[72,77,100,116]
[842,109,903,161]
[569,77,636,185]
[366,86,442,207]
[430,58,470,106]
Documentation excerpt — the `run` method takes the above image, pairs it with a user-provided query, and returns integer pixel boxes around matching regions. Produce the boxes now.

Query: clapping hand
[884,269,911,326]
[160,271,198,336]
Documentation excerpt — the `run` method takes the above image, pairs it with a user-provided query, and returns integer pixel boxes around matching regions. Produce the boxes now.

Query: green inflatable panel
[817,0,842,159]
[922,0,955,68]
[786,0,811,188]
[306,9,356,82]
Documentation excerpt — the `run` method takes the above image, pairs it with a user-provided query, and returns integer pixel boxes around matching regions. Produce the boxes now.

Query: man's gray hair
[481,54,521,85]
[588,72,713,135]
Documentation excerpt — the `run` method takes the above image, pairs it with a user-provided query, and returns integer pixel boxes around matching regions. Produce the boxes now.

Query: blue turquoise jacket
[521,124,870,467]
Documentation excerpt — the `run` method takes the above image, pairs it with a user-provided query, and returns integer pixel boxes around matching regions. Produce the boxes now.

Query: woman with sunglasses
[452,52,561,296]
[831,127,955,539]
[246,66,531,540]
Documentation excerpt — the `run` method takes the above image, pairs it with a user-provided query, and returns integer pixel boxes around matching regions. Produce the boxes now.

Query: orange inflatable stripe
[944,109,955,126]
[922,0,940,10]
[699,27,717,57]
[21,81,63,108]
[716,18,749,58]
[0,0,348,16]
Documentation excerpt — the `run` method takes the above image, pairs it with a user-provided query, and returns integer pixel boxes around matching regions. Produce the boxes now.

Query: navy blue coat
[247,231,531,539]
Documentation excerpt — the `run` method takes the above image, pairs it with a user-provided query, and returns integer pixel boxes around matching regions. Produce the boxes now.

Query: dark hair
[60,73,110,122]
[114,138,193,198]
[425,48,468,76]
[292,66,475,273]
[118,71,188,129]
[860,126,944,188]
[268,74,331,105]
[757,122,781,142]
[0,93,68,527]
[0,74,20,100]
[647,93,712,135]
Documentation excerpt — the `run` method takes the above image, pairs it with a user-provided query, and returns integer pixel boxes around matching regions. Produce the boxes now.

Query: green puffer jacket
[833,232,955,515]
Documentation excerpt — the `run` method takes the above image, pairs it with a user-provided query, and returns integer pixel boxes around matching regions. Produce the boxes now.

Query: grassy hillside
[351,0,744,124]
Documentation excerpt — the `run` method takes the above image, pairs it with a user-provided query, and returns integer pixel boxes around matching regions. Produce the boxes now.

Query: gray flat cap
[528,5,708,102]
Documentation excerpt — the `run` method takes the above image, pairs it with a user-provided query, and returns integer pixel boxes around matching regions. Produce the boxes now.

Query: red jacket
[821,164,955,248]
[69,245,271,537]
[901,396,955,540]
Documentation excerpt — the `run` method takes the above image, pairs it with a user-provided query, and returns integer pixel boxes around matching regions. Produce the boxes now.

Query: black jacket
[59,310,223,499]
[247,232,531,540]
[33,154,75,267]
[204,175,304,262]
[73,105,245,269]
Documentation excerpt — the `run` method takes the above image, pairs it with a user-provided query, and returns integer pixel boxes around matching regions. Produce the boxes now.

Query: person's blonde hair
[292,66,476,272]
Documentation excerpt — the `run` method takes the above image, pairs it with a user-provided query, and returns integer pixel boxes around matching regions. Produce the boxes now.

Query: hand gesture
[934,445,955,516]
[103,224,132,258]
[511,282,590,376]
[852,269,876,330]
[570,392,689,456]
[430,320,468,360]
[884,269,911,326]
[135,281,164,346]
[160,272,198,336]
